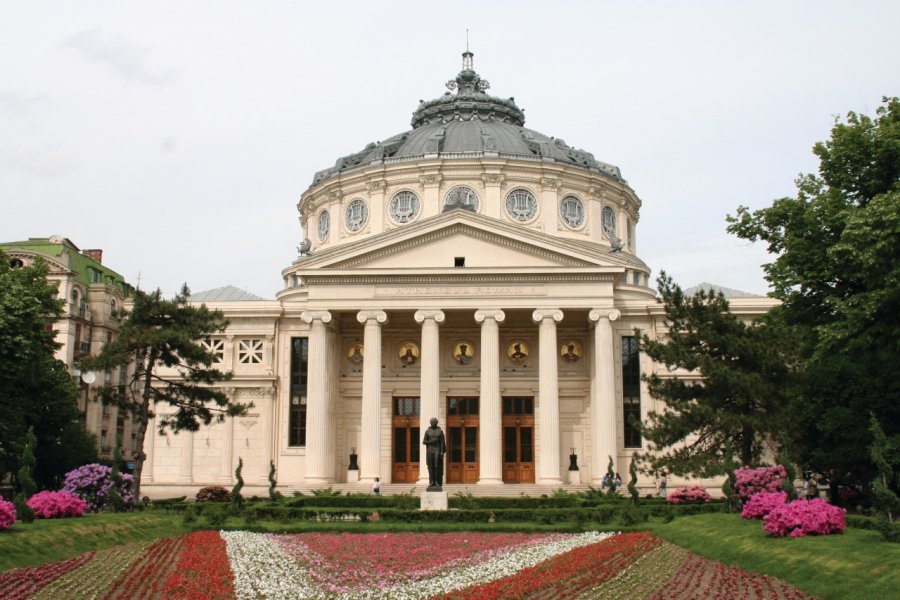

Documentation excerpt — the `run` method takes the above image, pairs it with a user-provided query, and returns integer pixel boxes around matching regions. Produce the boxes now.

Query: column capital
[357,310,388,325]
[414,309,446,324]
[301,310,333,324]
[532,308,564,324]
[589,308,621,323]
[474,309,505,324]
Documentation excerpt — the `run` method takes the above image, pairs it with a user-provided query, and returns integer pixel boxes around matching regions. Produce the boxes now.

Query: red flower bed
[441,532,661,600]
[162,531,234,600]
[0,552,95,600]
[277,532,563,592]
[104,536,185,599]
[651,552,813,599]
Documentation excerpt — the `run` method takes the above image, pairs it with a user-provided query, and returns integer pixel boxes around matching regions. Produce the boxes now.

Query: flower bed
[61,464,134,512]
[734,465,786,500]
[764,498,846,537]
[0,530,816,599]
[742,491,788,520]
[0,497,15,530]
[26,491,87,519]
[667,486,712,504]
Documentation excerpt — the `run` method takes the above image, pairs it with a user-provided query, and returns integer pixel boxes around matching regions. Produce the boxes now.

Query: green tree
[0,252,83,486]
[636,272,794,477]
[13,428,37,523]
[232,457,244,512]
[870,414,899,524]
[727,97,899,480]
[84,285,249,498]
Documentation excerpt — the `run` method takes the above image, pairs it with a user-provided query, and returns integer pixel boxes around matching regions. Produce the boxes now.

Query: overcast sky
[1,1,896,298]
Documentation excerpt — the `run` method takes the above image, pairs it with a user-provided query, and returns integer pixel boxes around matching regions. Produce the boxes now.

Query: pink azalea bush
[26,490,88,519]
[0,496,16,530]
[741,491,787,519]
[667,486,711,504]
[734,465,786,500]
[763,498,846,537]
[62,463,134,512]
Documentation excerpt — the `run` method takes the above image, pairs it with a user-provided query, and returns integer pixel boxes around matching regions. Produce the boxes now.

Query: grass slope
[650,512,899,600]
[0,512,188,571]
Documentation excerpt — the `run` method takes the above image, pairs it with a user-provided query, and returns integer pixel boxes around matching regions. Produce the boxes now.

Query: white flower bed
[223,530,615,600]
[222,530,325,599]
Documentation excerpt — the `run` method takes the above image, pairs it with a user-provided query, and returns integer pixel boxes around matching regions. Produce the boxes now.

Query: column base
[537,478,563,486]
[304,477,334,486]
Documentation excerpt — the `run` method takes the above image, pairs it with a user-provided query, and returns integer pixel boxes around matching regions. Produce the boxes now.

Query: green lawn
[649,512,899,600]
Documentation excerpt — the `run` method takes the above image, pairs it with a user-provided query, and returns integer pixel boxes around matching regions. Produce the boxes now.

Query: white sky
[1,1,897,298]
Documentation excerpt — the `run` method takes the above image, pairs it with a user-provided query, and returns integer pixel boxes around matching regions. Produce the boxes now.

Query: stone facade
[140,53,777,497]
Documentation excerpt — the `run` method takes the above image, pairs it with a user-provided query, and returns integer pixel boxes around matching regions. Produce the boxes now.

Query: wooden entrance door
[392,397,420,483]
[446,397,479,484]
[502,397,535,483]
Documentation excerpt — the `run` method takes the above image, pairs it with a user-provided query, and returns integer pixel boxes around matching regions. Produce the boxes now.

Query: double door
[502,397,535,483]
[446,397,479,484]
[391,397,420,483]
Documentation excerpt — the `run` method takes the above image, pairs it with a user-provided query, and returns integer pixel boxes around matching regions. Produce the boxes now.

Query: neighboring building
[1,236,138,463]
[137,52,777,497]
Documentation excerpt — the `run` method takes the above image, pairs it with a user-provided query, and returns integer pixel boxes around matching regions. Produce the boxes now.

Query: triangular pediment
[294,211,633,273]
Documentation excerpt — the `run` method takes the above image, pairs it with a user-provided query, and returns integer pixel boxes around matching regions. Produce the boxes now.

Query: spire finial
[466,28,469,52]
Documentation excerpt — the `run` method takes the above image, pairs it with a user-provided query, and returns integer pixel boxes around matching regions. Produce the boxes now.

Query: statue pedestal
[568,469,581,485]
[346,470,359,483]
[420,490,448,511]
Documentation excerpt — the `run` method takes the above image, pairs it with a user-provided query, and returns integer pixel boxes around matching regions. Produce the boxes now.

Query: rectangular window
[622,336,642,448]
[289,337,309,446]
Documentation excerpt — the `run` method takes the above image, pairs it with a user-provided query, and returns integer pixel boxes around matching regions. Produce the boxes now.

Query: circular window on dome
[317,210,330,241]
[602,206,617,240]
[559,195,585,229]
[389,191,421,224]
[345,199,369,232]
[505,189,538,222]
[443,186,480,213]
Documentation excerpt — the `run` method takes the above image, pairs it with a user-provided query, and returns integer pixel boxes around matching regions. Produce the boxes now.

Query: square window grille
[238,339,264,364]
[201,337,226,363]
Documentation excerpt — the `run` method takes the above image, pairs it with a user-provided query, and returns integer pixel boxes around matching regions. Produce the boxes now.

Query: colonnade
[299,307,621,485]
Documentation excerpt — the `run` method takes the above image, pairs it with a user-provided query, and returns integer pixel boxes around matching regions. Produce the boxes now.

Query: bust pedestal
[346,470,359,483]
[568,469,582,485]
[420,490,448,511]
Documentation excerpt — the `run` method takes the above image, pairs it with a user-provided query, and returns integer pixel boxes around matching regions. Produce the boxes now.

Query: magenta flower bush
[27,490,88,519]
[0,496,16,530]
[62,464,135,512]
[734,465,786,500]
[741,491,787,519]
[763,498,846,537]
[667,486,712,504]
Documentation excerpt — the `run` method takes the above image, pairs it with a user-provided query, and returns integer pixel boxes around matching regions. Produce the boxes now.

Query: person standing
[372,477,381,496]
[658,470,668,498]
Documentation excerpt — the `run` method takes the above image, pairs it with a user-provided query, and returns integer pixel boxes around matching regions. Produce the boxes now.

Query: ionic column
[475,309,505,485]
[414,309,445,485]
[533,309,564,485]
[589,308,621,484]
[300,310,334,484]
[357,310,388,482]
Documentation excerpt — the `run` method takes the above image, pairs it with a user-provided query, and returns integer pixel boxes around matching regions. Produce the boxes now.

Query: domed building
[140,53,772,496]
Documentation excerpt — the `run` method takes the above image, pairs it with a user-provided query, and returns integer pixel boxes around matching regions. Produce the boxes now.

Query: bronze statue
[422,417,447,490]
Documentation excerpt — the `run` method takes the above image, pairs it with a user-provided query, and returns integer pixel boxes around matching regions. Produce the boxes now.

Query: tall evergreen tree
[84,285,249,498]
[636,272,794,477]
[728,97,900,480]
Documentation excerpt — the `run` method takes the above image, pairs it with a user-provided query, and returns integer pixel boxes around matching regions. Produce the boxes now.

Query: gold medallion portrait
[453,341,475,365]
[507,340,529,363]
[346,342,364,364]
[560,340,582,363]
[398,341,420,366]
